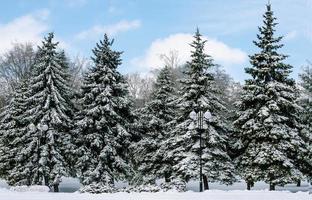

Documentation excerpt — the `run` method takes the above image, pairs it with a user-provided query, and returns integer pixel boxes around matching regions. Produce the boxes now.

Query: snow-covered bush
[123,180,186,193]
[79,183,117,194]
[160,180,186,192]
[10,185,50,192]
[123,184,161,193]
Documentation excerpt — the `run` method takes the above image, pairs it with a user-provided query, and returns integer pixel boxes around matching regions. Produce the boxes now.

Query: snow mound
[79,180,187,193]
[124,184,161,193]
[123,181,186,193]
[79,183,117,193]
[10,185,50,193]
[160,180,186,192]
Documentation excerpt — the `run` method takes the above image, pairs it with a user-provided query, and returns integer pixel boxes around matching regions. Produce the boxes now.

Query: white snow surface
[0,178,310,199]
[10,185,50,192]
[0,189,309,200]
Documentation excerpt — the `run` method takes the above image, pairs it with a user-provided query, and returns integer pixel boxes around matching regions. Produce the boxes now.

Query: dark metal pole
[199,128,203,192]
[198,110,203,192]
[37,128,41,185]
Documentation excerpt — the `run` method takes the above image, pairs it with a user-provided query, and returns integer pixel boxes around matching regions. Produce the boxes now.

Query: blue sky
[0,0,311,82]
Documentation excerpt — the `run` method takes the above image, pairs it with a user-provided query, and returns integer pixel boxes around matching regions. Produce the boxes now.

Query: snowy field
[0,188,310,200]
[0,178,310,200]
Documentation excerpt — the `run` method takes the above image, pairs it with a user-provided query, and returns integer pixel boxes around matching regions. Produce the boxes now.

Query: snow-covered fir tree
[299,64,312,134]
[298,64,312,181]
[75,34,133,192]
[131,66,176,185]
[9,33,75,192]
[55,50,78,177]
[163,29,236,189]
[233,3,308,190]
[0,81,29,183]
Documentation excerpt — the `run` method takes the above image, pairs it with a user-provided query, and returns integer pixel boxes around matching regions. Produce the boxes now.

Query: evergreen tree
[75,34,133,191]
[0,81,29,184]
[8,33,75,191]
[299,64,312,134]
[164,29,235,189]
[233,4,307,190]
[132,66,176,185]
[56,50,78,178]
[298,64,312,181]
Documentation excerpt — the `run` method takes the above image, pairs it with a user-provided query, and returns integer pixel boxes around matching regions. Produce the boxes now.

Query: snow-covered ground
[0,189,309,200]
[1,178,311,193]
[0,178,310,199]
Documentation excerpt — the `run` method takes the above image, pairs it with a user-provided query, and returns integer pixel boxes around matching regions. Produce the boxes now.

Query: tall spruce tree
[233,3,307,190]
[298,64,312,181]
[75,34,133,191]
[0,81,29,183]
[164,29,235,189]
[56,50,78,177]
[9,33,75,191]
[132,66,176,185]
[299,65,312,134]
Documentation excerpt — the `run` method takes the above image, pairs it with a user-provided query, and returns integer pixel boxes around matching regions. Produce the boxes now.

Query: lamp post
[189,108,212,192]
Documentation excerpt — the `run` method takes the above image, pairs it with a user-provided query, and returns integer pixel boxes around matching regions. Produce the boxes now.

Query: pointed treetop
[46,32,54,42]
[195,27,201,36]
[187,28,211,72]
[266,1,272,12]
[252,1,283,54]
[91,33,122,67]
[193,27,204,44]
[37,32,59,57]
[102,33,114,46]
[43,32,59,46]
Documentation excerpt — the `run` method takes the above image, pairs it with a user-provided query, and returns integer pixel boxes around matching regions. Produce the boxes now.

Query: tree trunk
[269,183,275,191]
[203,175,209,190]
[44,175,49,186]
[297,180,301,187]
[26,177,31,186]
[53,184,59,192]
[247,182,251,190]
[165,172,171,183]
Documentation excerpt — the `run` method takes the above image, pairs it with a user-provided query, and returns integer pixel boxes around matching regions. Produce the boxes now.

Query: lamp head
[204,111,212,121]
[189,110,197,120]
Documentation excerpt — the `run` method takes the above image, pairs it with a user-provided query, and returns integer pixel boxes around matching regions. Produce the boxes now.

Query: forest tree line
[0,3,311,193]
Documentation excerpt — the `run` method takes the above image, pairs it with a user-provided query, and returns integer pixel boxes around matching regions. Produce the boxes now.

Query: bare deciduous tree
[126,73,155,108]
[0,79,9,108]
[213,65,242,111]
[69,55,88,91]
[0,43,36,107]
[0,43,36,91]
[159,50,180,69]
[159,50,185,90]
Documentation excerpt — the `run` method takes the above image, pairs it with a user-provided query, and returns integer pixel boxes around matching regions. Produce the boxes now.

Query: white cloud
[76,20,141,40]
[0,9,49,53]
[131,33,247,70]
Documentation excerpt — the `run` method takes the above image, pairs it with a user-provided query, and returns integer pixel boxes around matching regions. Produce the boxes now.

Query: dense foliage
[0,3,310,193]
